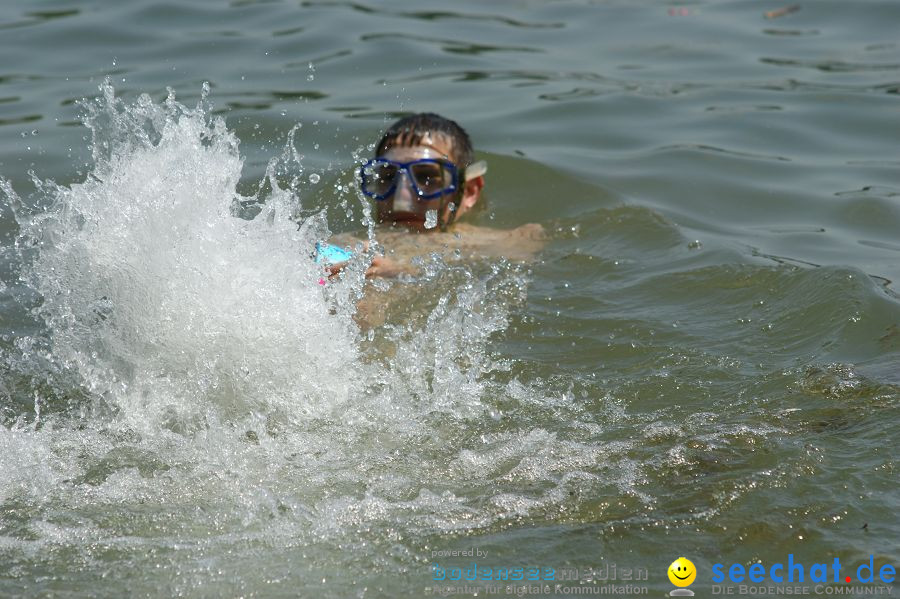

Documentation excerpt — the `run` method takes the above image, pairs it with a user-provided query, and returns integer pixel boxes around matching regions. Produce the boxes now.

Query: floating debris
[765,4,801,19]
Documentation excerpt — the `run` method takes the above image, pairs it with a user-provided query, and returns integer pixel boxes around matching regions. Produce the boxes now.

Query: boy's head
[360,113,485,231]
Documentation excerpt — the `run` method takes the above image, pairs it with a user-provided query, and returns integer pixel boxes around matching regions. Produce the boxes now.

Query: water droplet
[309,173,320,184]
[424,210,438,229]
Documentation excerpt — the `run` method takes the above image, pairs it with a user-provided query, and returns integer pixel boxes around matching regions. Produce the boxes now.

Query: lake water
[1,0,898,597]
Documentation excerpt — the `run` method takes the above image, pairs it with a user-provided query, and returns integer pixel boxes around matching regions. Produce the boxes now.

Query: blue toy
[315,243,353,265]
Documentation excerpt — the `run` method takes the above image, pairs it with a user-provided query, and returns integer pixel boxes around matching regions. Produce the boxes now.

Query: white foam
[18,85,361,434]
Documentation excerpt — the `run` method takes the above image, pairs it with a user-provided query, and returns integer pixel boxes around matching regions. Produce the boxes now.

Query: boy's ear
[459,175,484,212]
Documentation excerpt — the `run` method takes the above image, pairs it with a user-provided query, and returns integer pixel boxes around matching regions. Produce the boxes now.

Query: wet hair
[375,113,474,167]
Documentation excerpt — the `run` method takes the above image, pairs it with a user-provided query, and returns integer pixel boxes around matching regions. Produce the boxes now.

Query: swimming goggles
[359,158,487,201]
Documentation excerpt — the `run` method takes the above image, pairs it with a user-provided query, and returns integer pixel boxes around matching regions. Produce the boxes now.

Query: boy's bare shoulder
[484,222,545,240]
[442,222,546,261]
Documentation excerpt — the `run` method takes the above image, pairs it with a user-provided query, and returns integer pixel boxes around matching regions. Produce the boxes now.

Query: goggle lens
[408,162,448,194]
[364,162,399,197]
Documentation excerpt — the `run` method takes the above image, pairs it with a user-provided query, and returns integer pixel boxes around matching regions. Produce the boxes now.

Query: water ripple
[360,32,542,55]
[762,28,820,37]
[0,9,80,31]
[301,1,565,28]
[655,143,792,163]
[761,57,900,73]
[0,114,41,127]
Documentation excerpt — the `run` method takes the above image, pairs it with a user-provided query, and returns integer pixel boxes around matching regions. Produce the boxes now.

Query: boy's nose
[391,170,418,212]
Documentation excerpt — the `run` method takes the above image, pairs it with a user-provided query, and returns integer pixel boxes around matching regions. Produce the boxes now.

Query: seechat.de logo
[711,554,896,585]
[668,557,696,596]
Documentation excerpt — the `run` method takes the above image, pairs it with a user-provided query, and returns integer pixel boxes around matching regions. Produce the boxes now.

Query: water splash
[10,84,362,435]
[0,84,630,595]
[0,83,553,511]
[424,208,438,230]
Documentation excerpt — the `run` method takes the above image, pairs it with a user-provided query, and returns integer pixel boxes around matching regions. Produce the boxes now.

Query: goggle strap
[463,160,487,181]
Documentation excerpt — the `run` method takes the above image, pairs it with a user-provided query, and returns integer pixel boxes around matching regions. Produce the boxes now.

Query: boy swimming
[329,112,545,278]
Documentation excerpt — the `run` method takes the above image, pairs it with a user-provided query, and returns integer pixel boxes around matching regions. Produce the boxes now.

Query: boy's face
[373,134,482,231]
[374,141,452,231]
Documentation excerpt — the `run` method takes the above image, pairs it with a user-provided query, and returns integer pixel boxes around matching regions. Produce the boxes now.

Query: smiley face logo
[668,557,696,587]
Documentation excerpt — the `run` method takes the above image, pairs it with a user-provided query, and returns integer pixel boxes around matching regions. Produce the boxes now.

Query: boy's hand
[324,261,348,280]
[365,255,412,278]
[324,255,411,280]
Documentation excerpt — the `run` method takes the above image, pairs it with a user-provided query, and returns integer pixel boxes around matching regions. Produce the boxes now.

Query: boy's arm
[365,255,416,278]
[323,234,416,279]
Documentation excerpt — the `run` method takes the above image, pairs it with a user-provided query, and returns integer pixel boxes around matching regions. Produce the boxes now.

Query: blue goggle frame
[358,158,459,201]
